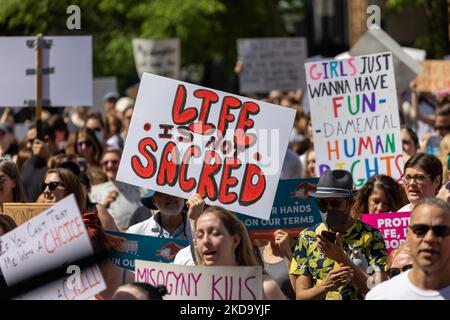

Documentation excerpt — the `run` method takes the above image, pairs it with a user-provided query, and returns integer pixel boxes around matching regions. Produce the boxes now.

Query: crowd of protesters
[0,75,449,300]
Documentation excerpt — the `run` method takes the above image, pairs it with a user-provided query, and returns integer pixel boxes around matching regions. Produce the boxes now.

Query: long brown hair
[195,206,259,267]
[0,158,27,202]
[351,174,406,218]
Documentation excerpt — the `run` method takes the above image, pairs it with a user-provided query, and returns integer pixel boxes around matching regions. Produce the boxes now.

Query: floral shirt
[290,220,387,300]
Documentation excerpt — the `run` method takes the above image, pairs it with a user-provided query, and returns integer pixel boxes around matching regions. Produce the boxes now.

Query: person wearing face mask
[290,169,388,300]
[127,190,191,241]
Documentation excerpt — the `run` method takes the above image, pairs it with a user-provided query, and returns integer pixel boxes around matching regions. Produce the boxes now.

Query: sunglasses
[409,224,450,238]
[77,140,92,147]
[387,264,412,278]
[316,198,347,211]
[435,125,450,131]
[101,159,119,167]
[40,181,64,192]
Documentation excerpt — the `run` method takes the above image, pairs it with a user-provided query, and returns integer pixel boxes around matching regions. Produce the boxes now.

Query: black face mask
[325,209,349,230]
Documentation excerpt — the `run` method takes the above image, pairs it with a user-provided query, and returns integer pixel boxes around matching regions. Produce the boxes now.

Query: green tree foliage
[0,0,287,92]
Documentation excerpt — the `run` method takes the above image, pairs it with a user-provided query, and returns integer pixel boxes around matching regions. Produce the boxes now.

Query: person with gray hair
[366,198,450,300]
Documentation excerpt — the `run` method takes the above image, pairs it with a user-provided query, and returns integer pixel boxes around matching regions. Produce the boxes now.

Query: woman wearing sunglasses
[0,158,27,208]
[398,153,442,212]
[74,127,103,168]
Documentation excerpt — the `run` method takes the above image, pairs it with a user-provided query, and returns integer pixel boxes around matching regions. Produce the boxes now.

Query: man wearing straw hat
[290,169,388,300]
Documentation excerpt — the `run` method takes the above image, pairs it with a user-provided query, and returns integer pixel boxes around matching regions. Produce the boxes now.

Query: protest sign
[0,194,93,286]
[132,39,180,80]
[237,178,320,239]
[2,203,52,226]
[415,60,450,93]
[349,28,422,94]
[107,231,189,271]
[361,212,411,254]
[14,264,106,300]
[237,37,307,93]
[93,77,118,113]
[135,260,262,300]
[0,36,92,107]
[116,73,296,220]
[305,52,404,187]
[89,180,148,230]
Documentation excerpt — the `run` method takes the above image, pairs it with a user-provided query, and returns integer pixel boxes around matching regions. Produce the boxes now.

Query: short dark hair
[131,283,167,300]
[404,153,443,190]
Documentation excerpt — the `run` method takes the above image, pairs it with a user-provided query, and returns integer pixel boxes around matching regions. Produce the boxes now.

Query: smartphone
[321,230,337,243]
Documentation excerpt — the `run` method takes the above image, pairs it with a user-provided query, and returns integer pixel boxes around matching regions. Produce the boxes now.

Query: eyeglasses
[101,159,119,167]
[401,139,412,145]
[387,264,412,278]
[401,174,431,184]
[77,140,92,148]
[409,224,450,238]
[316,198,347,211]
[40,181,64,192]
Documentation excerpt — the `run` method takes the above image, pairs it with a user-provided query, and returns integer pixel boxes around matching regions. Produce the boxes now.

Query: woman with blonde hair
[188,195,286,300]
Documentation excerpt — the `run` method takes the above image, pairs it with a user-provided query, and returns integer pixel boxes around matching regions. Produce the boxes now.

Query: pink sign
[361,212,411,254]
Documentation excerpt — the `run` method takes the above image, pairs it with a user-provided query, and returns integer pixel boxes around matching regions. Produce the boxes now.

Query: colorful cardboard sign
[237,178,320,239]
[0,36,92,107]
[107,231,189,271]
[135,260,262,300]
[0,194,93,286]
[132,39,180,80]
[116,73,296,220]
[305,52,404,187]
[361,212,411,254]
[237,37,307,93]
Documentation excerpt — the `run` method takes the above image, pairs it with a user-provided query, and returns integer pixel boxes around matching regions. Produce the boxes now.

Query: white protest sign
[0,36,92,107]
[93,77,118,113]
[14,264,106,300]
[0,194,93,286]
[89,181,148,230]
[116,73,295,220]
[132,39,180,80]
[349,28,423,94]
[237,37,307,93]
[305,52,403,187]
[135,260,262,300]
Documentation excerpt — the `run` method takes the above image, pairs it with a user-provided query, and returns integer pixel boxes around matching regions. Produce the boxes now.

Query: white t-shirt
[173,245,196,266]
[366,270,450,300]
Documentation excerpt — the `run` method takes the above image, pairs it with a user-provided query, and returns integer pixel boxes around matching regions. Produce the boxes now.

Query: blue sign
[236,178,321,238]
[107,231,189,271]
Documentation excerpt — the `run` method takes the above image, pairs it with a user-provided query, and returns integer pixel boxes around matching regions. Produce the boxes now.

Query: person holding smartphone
[290,169,388,300]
